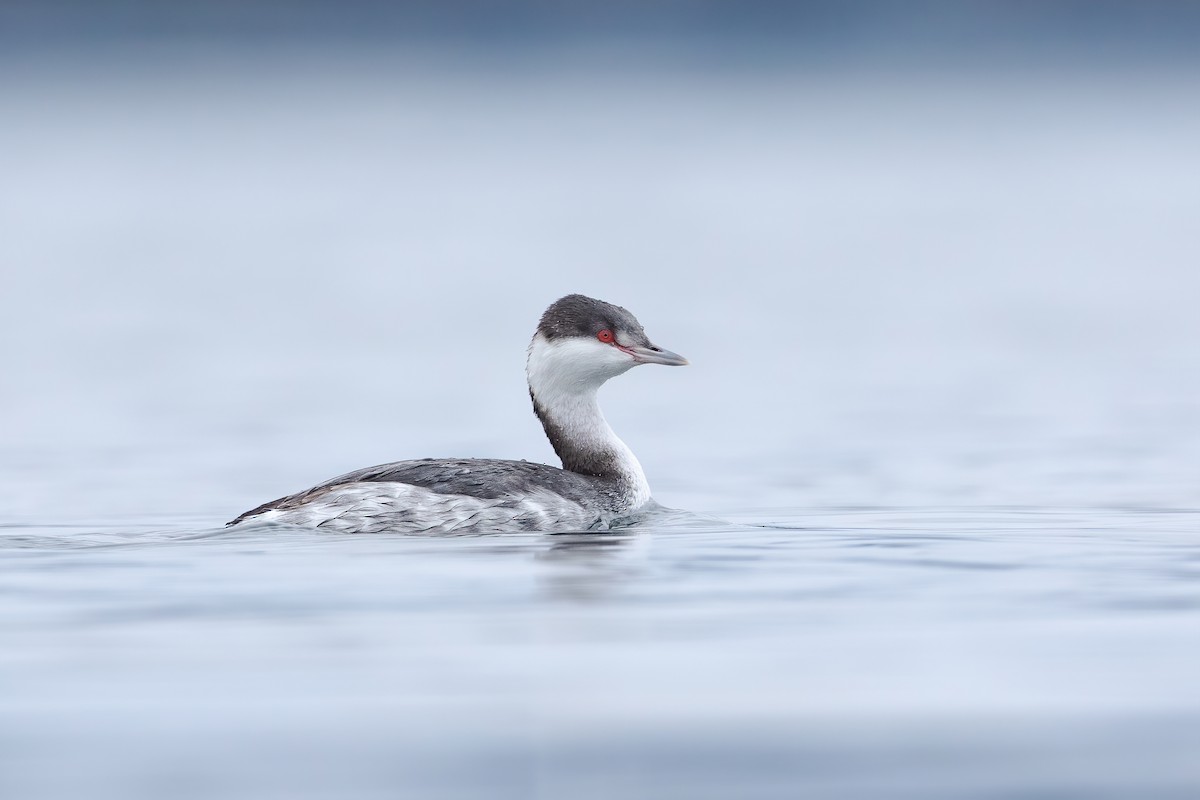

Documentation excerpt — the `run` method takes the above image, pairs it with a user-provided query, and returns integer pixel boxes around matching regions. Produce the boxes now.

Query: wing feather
[228,458,612,526]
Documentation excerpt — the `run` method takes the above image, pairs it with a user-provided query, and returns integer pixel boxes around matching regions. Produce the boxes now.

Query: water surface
[4,507,1200,799]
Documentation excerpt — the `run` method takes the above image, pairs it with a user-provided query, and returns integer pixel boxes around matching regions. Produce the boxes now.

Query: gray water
[3,50,1200,799]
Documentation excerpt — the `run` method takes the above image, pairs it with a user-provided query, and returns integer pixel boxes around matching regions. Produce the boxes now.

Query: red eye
[597,329,615,343]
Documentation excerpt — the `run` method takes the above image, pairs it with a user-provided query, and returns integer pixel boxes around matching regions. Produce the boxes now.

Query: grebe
[228,294,688,533]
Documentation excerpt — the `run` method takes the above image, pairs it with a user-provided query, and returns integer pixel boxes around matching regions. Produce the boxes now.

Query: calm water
[3,50,1200,798]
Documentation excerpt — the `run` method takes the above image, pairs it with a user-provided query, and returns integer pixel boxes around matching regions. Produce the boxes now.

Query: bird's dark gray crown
[536,294,651,346]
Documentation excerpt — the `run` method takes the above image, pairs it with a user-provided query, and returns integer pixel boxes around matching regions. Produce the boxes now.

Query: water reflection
[536,532,640,602]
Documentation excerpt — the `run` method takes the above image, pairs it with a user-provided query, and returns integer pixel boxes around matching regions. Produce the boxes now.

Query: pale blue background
[3,4,1200,798]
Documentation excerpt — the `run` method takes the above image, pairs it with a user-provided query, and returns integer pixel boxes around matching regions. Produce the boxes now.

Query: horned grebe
[228,294,688,533]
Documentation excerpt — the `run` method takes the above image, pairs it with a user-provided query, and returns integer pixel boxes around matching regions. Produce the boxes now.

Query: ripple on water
[3,506,1200,799]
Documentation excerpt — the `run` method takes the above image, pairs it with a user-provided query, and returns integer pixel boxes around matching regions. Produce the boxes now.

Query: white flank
[251,482,610,534]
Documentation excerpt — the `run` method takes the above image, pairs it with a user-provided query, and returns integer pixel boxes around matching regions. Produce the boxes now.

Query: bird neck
[526,336,650,505]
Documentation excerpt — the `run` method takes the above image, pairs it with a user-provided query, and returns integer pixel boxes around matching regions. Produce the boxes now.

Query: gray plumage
[536,294,650,345]
[228,458,626,528]
[228,293,686,533]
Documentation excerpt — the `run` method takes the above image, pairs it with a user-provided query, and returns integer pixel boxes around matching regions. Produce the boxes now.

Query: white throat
[526,334,651,508]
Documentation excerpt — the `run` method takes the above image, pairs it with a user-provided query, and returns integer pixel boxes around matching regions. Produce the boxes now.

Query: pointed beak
[625,343,689,366]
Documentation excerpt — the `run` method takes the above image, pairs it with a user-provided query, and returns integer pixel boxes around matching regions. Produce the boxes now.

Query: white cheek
[527,335,637,392]
[595,343,637,372]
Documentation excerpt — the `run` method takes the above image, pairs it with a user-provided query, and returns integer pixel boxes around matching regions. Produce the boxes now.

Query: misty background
[2,3,1200,799]
[4,1,1198,523]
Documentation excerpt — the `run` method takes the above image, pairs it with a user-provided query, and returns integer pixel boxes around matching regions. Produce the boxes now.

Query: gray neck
[530,391,624,478]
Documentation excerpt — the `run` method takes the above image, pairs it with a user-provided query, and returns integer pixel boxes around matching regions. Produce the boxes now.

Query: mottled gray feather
[227,458,622,526]
[537,294,651,346]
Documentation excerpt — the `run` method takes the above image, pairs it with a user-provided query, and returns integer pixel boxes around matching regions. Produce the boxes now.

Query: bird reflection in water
[535,531,643,602]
